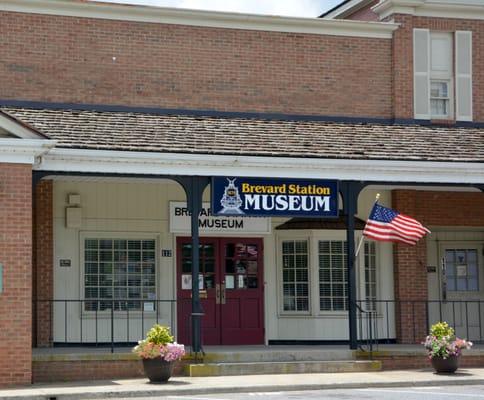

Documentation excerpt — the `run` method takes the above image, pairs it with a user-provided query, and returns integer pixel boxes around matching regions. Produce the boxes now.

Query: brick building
[0,0,483,387]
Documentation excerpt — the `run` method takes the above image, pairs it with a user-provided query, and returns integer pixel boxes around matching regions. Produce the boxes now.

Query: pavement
[3,368,484,400]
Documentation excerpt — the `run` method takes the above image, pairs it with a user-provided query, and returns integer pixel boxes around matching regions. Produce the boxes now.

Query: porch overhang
[35,148,484,185]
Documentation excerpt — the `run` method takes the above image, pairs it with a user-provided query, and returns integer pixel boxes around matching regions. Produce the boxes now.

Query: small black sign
[60,259,71,267]
[427,265,437,273]
[162,250,172,257]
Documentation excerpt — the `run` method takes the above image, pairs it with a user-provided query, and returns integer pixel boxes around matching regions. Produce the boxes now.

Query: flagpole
[354,193,380,259]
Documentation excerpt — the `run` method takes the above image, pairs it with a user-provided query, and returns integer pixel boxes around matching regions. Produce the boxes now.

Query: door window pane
[319,240,348,311]
[446,249,479,292]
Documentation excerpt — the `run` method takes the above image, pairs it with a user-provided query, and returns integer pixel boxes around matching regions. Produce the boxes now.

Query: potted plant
[133,324,185,383]
[423,322,472,373]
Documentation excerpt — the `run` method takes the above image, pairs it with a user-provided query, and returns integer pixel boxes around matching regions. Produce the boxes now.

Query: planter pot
[142,357,175,383]
[430,355,460,373]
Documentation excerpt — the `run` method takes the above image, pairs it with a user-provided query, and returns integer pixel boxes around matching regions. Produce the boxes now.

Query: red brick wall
[33,180,53,348]
[345,1,379,21]
[32,358,188,383]
[391,14,484,121]
[0,163,32,387]
[0,11,393,118]
[392,190,428,344]
[392,190,484,344]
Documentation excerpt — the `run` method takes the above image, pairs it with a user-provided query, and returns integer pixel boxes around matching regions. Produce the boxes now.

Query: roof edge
[2,99,484,128]
[1,0,398,39]
[320,0,374,20]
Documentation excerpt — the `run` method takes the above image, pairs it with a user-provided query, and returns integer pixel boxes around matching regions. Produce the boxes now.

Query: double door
[176,237,264,345]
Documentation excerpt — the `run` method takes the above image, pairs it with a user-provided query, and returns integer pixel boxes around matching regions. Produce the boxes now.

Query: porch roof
[2,107,484,163]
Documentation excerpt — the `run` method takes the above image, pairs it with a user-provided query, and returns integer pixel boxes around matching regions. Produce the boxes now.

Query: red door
[176,237,264,345]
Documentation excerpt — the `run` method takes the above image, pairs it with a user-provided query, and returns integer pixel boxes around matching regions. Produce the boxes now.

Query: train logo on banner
[212,177,338,217]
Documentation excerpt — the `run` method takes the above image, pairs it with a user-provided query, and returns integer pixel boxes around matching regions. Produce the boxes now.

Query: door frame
[175,236,265,345]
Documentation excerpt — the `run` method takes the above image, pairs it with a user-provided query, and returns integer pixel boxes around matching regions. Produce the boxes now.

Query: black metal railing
[33,299,176,353]
[356,299,484,352]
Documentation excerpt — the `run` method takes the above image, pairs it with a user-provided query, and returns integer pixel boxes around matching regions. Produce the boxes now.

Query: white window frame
[430,79,453,119]
[80,231,159,317]
[276,230,379,318]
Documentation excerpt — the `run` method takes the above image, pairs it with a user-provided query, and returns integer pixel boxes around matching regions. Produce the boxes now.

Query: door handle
[221,283,226,305]
[216,284,221,304]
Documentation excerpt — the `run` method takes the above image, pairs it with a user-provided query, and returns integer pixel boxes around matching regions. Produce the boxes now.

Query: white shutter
[455,31,473,122]
[413,29,430,120]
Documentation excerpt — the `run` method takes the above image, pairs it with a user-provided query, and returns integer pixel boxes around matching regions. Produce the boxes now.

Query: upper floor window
[414,29,472,122]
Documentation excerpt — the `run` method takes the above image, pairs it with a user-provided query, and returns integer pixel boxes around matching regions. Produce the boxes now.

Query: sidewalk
[2,368,484,400]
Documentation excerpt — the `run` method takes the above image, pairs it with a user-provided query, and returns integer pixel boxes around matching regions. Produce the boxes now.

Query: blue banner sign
[212,177,338,217]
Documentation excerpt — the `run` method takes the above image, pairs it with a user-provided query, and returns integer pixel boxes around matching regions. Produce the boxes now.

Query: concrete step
[185,360,381,377]
[201,349,355,363]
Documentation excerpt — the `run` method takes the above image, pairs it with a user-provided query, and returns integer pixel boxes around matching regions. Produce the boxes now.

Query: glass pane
[225,243,235,258]
[283,269,294,282]
[99,274,112,286]
[283,284,295,296]
[182,244,192,257]
[114,273,127,286]
[225,259,235,274]
[128,240,141,250]
[248,277,258,288]
[430,81,448,97]
[204,244,214,258]
[205,275,215,290]
[203,260,214,273]
[457,278,467,291]
[128,275,141,286]
[445,250,455,263]
[296,269,308,282]
[247,245,258,258]
[456,251,466,264]
[85,287,98,299]
[142,251,155,262]
[283,255,294,269]
[296,298,308,311]
[467,250,477,263]
[235,260,246,274]
[142,240,155,250]
[128,263,141,273]
[468,277,478,291]
[319,241,330,253]
[247,261,258,274]
[85,239,98,249]
[282,241,294,254]
[86,263,98,274]
[114,251,127,262]
[85,251,98,262]
[100,240,112,249]
[114,240,127,249]
[295,241,307,253]
[85,275,98,286]
[142,264,155,275]
[447,277,456,291]
[284,297,295,311]
[182,260,192,273]
[100,263,113,274]
[320,298,331,311]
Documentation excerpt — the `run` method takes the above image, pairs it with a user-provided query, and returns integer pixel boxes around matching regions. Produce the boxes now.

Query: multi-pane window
[364,242,377,310]
[430,81,450,117]
[446,249,478,292]
[319,241,348,311]
[84,238,156,311]
[282,240,309,312]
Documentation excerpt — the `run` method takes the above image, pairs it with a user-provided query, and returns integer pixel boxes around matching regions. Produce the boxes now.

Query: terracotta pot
[142,357,174,382]
[430,355,460,373]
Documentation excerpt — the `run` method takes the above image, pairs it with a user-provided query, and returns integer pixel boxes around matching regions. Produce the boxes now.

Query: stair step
[185,360,381,377]
[201,349,354,363]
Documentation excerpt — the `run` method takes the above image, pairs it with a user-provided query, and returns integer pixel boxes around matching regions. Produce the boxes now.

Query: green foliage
[146,324,174,345]
[430,322,454,339]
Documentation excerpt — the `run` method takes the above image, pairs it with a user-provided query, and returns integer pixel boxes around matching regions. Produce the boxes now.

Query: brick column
[0,163,33,387]
[33,180,53,348]
[392,190,428,344]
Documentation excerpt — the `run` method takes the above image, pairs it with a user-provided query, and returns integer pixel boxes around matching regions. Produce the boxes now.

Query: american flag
[363,203,430,245]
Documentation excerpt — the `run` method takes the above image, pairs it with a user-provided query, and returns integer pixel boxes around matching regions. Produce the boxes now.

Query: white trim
[322,0,375,20]
[0,112,46,139]
[0,138,56,164]
[373,0,484,21]
[0,0,398,39]
[37,148,484,184]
